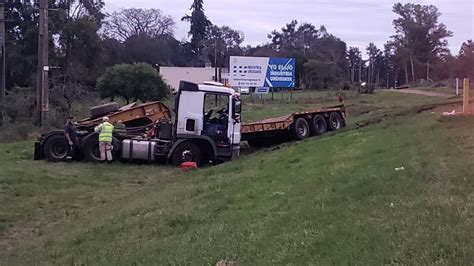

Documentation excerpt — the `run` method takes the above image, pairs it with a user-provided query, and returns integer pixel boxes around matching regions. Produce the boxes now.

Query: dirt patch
[346,105,380,116]
[435,102,474,115]
[393,89,454,98]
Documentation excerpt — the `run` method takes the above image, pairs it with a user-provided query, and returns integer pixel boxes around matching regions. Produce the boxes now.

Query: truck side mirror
[232,99,241,121]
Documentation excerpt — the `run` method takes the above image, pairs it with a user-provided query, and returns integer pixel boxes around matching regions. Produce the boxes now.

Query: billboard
[229,56,295,88]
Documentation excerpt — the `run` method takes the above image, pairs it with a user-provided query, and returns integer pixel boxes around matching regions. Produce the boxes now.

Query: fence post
[456,78,459,96]
[463,78,470,114]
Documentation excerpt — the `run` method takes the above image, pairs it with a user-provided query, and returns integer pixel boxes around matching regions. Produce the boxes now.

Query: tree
[366,43,383,85]
[347,47,362,83]
[97,64,169,104]
[453,40,474,79]
[205,25,245,68]
[388,3,452,83]
[304,60,340,89]
[121,35,183,66]
[182,0,212,54]
[104,8,175,41]
[268,21,348,89]
[4,0,39,89]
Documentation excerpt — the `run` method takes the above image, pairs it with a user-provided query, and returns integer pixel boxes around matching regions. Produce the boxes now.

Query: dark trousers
[67,144,76,159]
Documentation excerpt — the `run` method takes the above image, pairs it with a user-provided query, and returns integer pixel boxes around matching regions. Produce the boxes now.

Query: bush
[0,122,38,143]
[4,87,36,123]
[97,63,169,104]
[1,84,100,143]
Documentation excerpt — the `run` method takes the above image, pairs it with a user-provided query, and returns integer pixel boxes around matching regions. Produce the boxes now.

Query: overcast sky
[104,0,473,57]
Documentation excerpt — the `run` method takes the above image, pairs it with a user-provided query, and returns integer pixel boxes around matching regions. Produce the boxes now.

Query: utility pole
[36,0,49,125]
[214,38,218,82]
[0,0,5,125]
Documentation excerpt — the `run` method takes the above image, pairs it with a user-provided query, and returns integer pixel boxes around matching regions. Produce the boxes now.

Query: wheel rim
[182,149,194,162]
[51,143,67,159]
[298,122,308,137]
[331,116,340,129]
[316,119,325,133]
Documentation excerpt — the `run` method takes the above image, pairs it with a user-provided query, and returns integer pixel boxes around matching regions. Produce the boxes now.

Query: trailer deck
[241,105,345,140]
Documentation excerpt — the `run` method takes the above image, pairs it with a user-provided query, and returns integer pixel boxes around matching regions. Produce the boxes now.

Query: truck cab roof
[179,81,235,95]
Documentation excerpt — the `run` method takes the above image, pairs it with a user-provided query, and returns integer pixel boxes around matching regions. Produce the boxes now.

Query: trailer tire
[310,114,328,136]
[171,142,201,166]
[90,102,120,118]
[291,118,310,140]
[328,112,343,131]
[43,135,69,161]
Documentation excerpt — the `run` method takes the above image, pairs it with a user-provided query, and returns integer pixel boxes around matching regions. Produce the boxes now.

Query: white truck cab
[172,81,242,163]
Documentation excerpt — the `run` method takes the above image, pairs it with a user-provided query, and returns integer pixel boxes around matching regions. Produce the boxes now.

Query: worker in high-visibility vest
[95,116,115,162]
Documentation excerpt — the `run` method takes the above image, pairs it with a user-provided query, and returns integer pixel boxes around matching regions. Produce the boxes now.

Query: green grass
[0,91,472,264]
[241,89,449,123]
[415,85,459,95]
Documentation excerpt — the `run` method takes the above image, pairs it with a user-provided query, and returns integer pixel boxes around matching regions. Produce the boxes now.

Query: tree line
[2,0,473,124]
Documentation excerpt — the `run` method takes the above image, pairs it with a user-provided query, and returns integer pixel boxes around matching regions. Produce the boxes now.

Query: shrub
[97,63,169,104]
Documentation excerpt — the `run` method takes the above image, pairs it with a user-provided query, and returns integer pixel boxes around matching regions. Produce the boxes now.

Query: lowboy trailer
[34,81,346,165]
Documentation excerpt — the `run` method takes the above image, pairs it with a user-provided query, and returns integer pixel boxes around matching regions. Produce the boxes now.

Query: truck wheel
[82,137,101,162]
[310,114,328,136]
[291,118,310,140]
[171,142,201,166]
[82,136,120,162]
[328,112,343,131]
[43,135,69,161]
[90,102,119,118]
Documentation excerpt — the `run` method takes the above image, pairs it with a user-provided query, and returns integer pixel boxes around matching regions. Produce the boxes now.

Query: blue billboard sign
[229,56,296,88]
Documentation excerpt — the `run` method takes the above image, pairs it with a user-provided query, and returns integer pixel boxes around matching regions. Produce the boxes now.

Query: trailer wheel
[328,112,343,131]
[291,118,310,140]
[310,114,328,136]
[171,142,201,166]
[43,135,69,161]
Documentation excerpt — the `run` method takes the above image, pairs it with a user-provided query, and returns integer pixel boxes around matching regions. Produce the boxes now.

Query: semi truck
[34,81,346,165]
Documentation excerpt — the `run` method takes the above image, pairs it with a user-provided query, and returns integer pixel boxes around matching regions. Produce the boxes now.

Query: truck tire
[310,114,328,136]
[82,136,101,162]
[90,102,120,118]
[290,117,310,140]
[82,135,120,162]
[43,134,69,161]
[328,112,343,131]
[171,142,201,166]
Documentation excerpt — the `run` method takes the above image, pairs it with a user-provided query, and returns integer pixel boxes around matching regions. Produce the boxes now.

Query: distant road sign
[229,56,295,88]
[254,87,270,94]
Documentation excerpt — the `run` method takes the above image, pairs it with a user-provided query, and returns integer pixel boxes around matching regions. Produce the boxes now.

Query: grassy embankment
[1,89,472,264]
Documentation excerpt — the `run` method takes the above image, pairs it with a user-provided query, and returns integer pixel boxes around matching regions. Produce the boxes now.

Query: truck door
[176,90,205,136]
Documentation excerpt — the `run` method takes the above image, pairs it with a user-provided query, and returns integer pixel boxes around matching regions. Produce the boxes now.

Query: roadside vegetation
[1,91,472,264]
